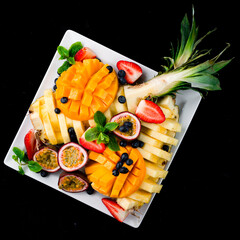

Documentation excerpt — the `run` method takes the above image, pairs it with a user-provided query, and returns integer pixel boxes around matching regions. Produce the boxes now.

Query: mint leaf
[69,42,83,57]
[58,61,71,75]
[68,57,75,65]
[107,133,120,151]
[57,46,69,59]
[18,166,25,175]
[28,161,42,173]
[13,147,24,160]
[12,155,19,163]
[104,122,118,132]
[94,111,106,127]
[85,127,100,141]
[97,132,109,144]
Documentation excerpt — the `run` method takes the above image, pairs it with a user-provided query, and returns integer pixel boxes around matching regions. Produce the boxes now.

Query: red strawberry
[24,129,37,160]
[79,130,105,153]
[102,198,129,222]
[74,47,96,61]
[135,100,165,124]
[116,60,142,84]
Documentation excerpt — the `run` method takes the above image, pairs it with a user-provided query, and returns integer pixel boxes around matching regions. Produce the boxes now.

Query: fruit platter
[4,9,231,228]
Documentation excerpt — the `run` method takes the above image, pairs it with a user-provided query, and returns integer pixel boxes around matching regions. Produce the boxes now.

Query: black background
[2,1,239,238]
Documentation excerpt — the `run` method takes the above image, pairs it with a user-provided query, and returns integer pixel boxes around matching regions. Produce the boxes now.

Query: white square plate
[4,30,201,228]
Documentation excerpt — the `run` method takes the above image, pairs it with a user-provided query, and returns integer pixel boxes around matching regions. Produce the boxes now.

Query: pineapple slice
[128,190,152,204]
[140,178,162,193]
[141,143,172,161]
[141,126,178,146]
[117,198,144,211]
[73,120,85,143]
[144,161,168,178]
[158,95,176,111]
[41,109,58,145]
[29,98,48,144]
[57,113,70,143]
[138,132,163,148]
[44,89,60,131]
[160,119,181,132]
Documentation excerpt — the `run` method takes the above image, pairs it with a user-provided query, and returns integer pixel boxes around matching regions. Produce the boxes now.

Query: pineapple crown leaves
[157,6,233,96]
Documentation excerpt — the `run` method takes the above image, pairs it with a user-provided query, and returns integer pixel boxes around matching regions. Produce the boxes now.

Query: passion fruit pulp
[58,142,88,172]
[58,171,89,193]
[33,147,60,172]
[110,111,141,140]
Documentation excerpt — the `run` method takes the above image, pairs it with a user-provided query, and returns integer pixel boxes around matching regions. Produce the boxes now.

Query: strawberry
[135,100,165,124]
[24,129,37,160]
[79,130,105,153]
[102,198,129,222]
[74,47,96,61]
[116,60,142,84]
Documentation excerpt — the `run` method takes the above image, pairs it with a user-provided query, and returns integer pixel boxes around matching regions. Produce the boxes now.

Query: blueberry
[119,125,128,132]
[61,97,68,104]
[86,185,94,195]
[54,78,58,84]
[68,127,78,143]
[118,95,126,104]
[162,145,169,152]
[107,65,113,73]
[131,140,140,148]
[54,108,61,114]
[118,77,127,85]
[119,167,129,174]
[116,161,123,170]
[40,170,48,177]
[126,159,133,166]
[123,121,132,128]
[138,140,144,148]
[112,169,119,176]
[119,140,127,147]
[118,70,126,78]
[53,85,57,91]
[121,153,129,162]
[68,127,75,134]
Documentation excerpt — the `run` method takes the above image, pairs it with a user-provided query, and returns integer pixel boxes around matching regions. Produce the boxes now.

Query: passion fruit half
[110,111,141,140]
[58,142,88,172]
[58,171,89,193]
[33,147,60,172]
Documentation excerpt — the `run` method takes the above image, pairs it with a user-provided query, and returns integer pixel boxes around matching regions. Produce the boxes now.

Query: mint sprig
[57,41,83,74]
[12,147,42,175]
[85,111,120,151]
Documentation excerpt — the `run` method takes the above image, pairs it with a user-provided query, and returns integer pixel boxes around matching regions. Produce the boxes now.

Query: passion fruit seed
[34,148,58,170]
[59,175,85,191]
[61,146,83,168]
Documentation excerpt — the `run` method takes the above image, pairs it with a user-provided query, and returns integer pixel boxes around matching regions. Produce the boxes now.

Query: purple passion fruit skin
[58,142,88,172]
[110,111,141,140]
[33,147,60,172]
[58,171,89,193]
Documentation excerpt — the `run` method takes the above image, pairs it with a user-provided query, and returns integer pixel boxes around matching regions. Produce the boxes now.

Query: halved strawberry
[74,47,96,61]
[135,100,165,124]
[102,198,129,222]
[24,129,37,160]
[79,130,105,153]
[116,60,142,84]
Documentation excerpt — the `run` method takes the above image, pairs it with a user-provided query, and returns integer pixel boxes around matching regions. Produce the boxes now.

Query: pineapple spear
[124,7,233,113]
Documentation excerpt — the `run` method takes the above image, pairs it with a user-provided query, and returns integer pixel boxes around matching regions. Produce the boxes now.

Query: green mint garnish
[57,41,83,74]
[85,111,120,151]
[12,147,42,175]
